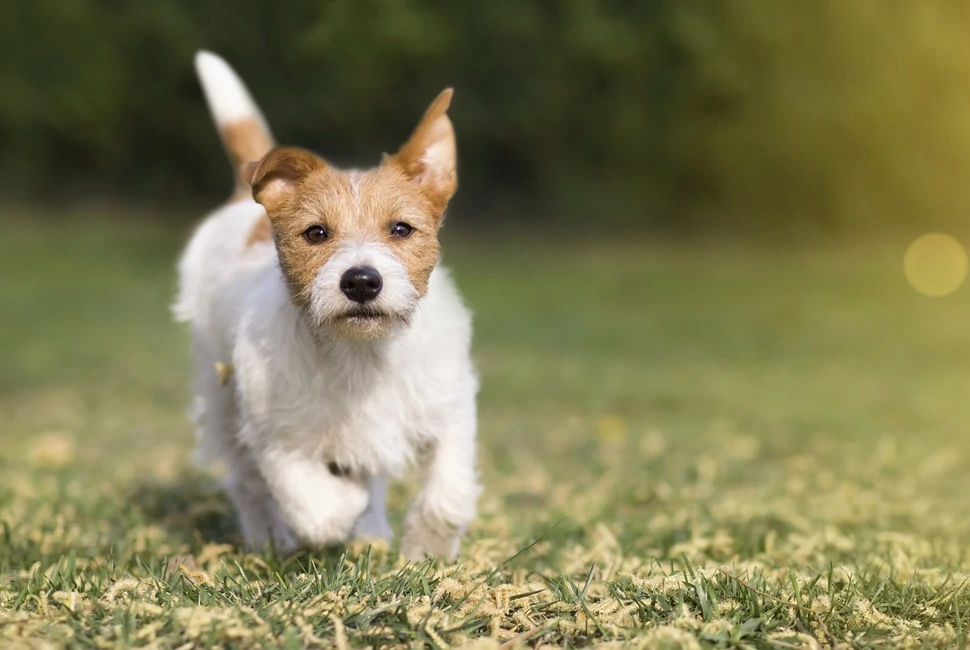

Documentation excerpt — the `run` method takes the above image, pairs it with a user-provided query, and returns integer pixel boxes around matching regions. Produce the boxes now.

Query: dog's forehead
[297,165,427,226]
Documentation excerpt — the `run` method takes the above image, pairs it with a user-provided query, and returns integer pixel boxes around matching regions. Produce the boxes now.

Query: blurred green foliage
[3,0,970,231]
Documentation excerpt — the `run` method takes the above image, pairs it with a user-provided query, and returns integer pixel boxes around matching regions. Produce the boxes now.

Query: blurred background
[4,0,970,598]
[5,0,970,233]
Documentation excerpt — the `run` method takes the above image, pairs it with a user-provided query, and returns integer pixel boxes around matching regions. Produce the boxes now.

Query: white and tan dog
[173,52,480,560]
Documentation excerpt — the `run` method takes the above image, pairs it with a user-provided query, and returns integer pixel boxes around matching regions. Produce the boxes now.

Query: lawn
[2,211,970,648]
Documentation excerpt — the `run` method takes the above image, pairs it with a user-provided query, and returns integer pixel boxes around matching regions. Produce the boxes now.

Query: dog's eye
[303,225,328,243]
[390,222,413,238]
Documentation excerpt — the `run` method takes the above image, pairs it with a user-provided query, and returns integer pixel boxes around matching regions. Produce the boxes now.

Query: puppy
[173,52,480,560]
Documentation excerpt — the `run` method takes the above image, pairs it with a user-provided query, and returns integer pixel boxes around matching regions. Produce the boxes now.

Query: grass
[2,211,970,648]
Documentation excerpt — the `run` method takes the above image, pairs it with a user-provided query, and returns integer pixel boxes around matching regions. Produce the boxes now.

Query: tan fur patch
[245,215,273,247]
[214,362,233,386]
[391,89,457,215]
[222,118,274,199]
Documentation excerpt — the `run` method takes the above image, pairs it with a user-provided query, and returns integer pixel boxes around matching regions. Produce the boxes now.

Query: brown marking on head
[388,89,458,216]
[248,90,458,338]
[222,118,274,201]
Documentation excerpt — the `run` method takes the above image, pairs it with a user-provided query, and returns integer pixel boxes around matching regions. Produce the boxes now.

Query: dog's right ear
[248,147,325,214]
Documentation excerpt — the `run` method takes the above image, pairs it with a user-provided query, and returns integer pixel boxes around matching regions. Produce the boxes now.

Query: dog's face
[248,90,457,341]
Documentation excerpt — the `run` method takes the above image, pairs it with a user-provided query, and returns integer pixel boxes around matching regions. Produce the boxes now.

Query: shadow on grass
[128,472,355,573]
[129,471,239,548]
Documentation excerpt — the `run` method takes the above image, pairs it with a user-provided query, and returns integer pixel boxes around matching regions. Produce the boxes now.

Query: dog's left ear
[391,89,457,216]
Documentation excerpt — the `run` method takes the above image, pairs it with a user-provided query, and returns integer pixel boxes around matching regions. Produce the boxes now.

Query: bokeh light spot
[903,233,967,297]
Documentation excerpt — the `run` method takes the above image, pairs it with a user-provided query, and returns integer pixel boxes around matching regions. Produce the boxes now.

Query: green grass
[2,212,970,648]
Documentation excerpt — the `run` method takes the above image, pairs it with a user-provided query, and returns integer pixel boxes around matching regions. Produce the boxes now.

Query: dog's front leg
[257,446,369,548]
[400,425,480,561]
[354,475,393,542]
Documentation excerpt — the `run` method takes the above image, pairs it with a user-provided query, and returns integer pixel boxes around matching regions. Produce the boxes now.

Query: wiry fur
[175,51,480,559]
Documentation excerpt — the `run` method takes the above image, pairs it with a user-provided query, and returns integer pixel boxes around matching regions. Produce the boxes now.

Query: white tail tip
[194,50,262,127]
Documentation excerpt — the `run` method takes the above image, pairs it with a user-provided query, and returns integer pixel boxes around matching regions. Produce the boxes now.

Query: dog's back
[173,52,275,326]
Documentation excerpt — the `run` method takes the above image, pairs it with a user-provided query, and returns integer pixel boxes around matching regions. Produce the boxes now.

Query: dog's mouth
[315,305,412,340]
[336,306,387,322]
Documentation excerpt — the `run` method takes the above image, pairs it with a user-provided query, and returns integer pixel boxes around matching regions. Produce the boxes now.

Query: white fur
[175,56,480,559]
[307,242,419,330]
[194,51,268,129]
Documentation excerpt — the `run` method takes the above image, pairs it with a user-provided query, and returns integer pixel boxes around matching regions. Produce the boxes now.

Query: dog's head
[248,90,456,341]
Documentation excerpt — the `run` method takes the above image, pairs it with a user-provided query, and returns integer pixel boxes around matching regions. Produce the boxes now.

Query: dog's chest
[263,351,429,477]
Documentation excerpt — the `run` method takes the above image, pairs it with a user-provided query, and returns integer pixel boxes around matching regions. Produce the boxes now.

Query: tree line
[4,0,970,232]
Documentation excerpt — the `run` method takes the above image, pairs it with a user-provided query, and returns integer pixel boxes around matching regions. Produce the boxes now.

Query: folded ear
[248,147,325,214]
[391,89,457,214]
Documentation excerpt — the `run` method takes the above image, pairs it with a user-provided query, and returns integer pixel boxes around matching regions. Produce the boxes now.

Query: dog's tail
[195,51,274,199]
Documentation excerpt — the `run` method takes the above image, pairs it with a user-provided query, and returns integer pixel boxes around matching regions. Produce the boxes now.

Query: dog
[173,51,480,560]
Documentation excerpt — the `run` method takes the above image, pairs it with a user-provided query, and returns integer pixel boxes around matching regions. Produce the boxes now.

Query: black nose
[340,267,383,303]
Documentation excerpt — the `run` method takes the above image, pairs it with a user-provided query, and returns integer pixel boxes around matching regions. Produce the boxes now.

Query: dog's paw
[284,477,370,547]
[245,526,301,557]
[265,511,302,556]
[354,511,394,543]
[234,495,302,556]
[400,512,462,561]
